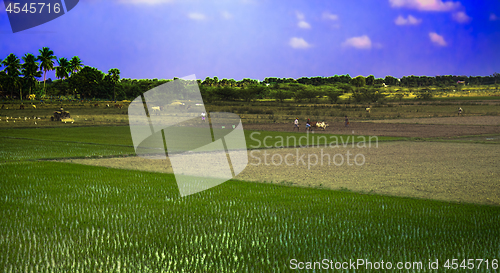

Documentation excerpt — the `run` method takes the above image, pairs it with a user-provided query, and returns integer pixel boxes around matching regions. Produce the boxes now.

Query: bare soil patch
[60,142,500,206]
[243,116,500,138]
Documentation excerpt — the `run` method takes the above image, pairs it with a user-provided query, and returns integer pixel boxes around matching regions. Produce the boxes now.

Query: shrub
[416,89,433,100]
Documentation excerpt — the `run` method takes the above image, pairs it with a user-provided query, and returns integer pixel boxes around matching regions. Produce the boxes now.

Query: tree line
[1,48,499,102]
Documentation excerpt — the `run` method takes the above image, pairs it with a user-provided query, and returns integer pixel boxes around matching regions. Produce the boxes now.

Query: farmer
[306,121,311,130]
[201,112,206,122]
[458,107,463,116]
[293,117,299,131]
[344,116,349,127]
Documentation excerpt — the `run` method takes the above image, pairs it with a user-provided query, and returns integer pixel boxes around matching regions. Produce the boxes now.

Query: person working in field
[458,107,463,116]
[345,116,349,127]
[201,112,206,122]
[293,118,299,131]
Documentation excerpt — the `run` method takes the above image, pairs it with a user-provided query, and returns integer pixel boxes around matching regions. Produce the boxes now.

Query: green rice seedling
[1,161,499,272]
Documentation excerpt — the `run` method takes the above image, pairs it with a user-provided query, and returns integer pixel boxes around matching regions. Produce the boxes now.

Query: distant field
[1,97,499,128]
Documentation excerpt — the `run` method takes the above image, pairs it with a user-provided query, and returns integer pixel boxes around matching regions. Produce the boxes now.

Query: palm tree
[0,58,3,93]
[68,56,83,76]
[21,53,42,95]
[1,53,22,98]
[37,47,57,92]
[107,68,120,101]
[55,57,70,80]
[68,56,83,96]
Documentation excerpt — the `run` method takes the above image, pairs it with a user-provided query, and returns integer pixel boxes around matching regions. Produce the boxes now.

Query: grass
[1,161,499,272]
[0,126,134,146]
[0,127,405,159]
[0,138,134,161]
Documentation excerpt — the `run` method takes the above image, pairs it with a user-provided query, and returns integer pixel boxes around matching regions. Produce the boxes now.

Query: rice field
[1,161,499,272]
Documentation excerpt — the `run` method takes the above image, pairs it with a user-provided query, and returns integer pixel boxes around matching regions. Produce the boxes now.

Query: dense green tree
[374,78,384,86]
[240,84,268,102]
[55,57,70,80]
[69,66,106,98]
[239,85,259,102]
[107,68,120,101]
[416,88,433,100]
[199,85,216,103]
[69,56,83,75]
[1,53,22,98]
[384,75,399,86]
[202,77,214,86]
[365,75,375,86]
[37,47,57,92]
[21,53,42,95]
[334,82,353,94]
[237,78,259,88]
[322,85,342,103]
[294,85,318,102]
[0,71,8,94]
[269,84,293,102]
[216,86,239,101]
[492,72,500,85]
[350,76,366,87]
[352,87,386,102]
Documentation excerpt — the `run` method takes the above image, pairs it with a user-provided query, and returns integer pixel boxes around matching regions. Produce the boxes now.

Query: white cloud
[490,13,498,21]
[389,0,461,12]
[295,12,311,29]
[322,12,339,21]
[118,0,174,4]
[188,12,206,20]
[429,32,447,46]
[221,11,233,20]
[395,15,422,25]
[452,11,471,23]
[298,21,311,29]
[296,12,305,21]
[289,37,311,49]
[342,35,372,49]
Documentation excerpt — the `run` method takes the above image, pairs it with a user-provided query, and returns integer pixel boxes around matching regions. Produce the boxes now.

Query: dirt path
[243,116,500,138]
[60,141,500,206]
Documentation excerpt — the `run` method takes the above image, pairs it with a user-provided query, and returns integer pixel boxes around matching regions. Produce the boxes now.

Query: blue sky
[1,0,499,81]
